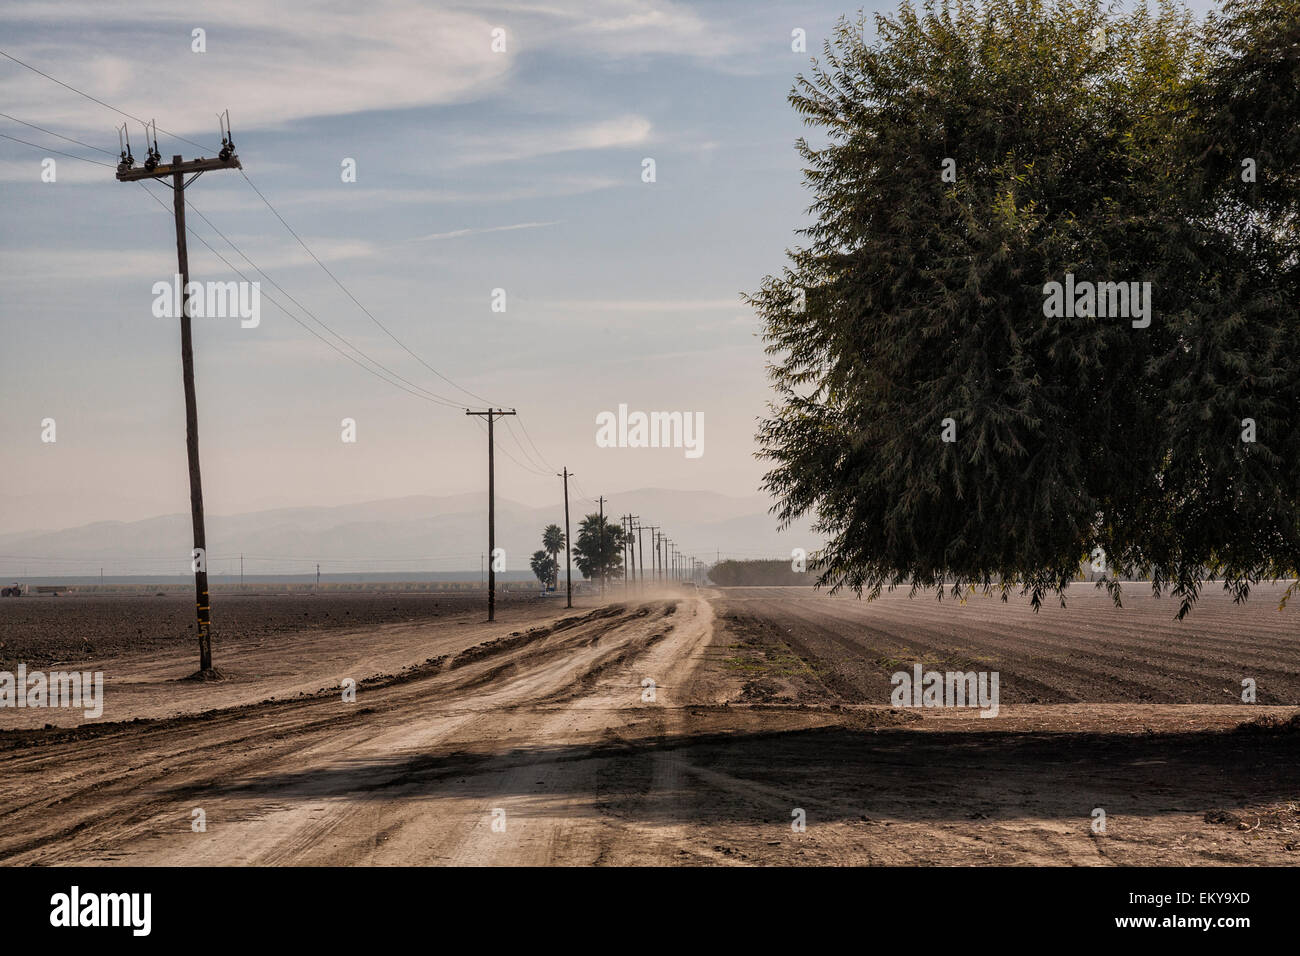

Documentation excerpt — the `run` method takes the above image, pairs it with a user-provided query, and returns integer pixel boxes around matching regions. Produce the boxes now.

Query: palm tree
[529,550,556,589]
[542,524,565,589]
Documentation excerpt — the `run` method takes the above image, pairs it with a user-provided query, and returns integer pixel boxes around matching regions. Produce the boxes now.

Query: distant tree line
[707,559,814,587]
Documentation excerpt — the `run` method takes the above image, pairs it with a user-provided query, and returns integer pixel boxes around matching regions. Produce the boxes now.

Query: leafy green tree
[529,550,557,589]
[571,514,625,582]
[750,0,1299,617]
[542,524,566,588]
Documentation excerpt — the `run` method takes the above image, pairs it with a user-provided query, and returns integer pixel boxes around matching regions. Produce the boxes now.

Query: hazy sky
[0,0,1217,535]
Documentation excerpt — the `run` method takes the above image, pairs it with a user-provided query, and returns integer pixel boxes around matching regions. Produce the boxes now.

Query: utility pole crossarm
[116,154,241,182]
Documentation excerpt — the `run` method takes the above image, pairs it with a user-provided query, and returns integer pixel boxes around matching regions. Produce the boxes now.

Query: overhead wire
[0,48,219,154]
[177,190,466,408]
[239,168,504,409]
[0,129,115,168]
[0,51,580,484]
[0,110,115,154]
[135,181,464,408]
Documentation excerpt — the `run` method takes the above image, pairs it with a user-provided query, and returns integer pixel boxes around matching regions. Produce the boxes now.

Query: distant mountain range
[0,489,821,578]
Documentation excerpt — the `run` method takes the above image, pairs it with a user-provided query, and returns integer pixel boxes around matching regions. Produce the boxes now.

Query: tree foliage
[707,560,812,587]
[571,514,626,581]
[541,524,565,588]
[529,550,557,588]
[750,0,1300,617]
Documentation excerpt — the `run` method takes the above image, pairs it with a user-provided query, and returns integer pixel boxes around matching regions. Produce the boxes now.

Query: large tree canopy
[750,0,1299,617]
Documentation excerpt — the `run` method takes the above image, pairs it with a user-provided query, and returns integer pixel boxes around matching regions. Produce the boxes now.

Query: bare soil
[0,589,541,670]
[714,584,1300,704]
[0,586,1296,866]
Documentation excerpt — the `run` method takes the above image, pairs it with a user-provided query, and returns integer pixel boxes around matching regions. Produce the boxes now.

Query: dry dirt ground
[0,586,1297,866]
[0,590,542,671]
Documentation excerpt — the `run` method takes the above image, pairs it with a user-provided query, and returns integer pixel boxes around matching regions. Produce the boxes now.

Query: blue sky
[0,0,1218,534]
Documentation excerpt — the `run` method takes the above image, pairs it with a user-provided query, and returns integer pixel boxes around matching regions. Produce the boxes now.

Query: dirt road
[0,588,1297,865]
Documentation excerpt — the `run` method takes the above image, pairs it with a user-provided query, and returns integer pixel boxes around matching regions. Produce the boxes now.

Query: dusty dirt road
[1,587,1297,865]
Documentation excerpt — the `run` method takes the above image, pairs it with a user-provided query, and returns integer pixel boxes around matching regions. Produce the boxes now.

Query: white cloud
[410,220,560,241]
[471,0,736,58]
[0,1,512,137]
[452,114,652,166]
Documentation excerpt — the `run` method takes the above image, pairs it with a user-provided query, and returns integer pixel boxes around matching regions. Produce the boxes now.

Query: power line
[5,122,561,446]
[469,415,549,476]
[0,48,218,154]
[515,415,557,472]
[239,169,503,409]
[176,189,466,409]
[135,181,463,408]
[0,111,115,154]
[571,477,597,504]
[0,130,116,168]
[500,415,552,474]
[0,52,576,484]
[0,112,457,427]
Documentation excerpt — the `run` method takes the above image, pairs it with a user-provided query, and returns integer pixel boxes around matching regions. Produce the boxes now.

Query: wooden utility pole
[466,408,516,621]
[117,125,241,676]
[620,517,628,591]
[623,515,638,590]
[559,467,574,609]
[644,526,660,584]
[636,523,646,593]
[596,496,607,598]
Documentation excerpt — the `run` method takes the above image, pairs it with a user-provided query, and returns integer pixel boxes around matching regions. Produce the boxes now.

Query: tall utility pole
[636,523,646,593]
[623,515,639,590]
[596,496,607,598]
[644,526,660,584]
[240,553,244,590]
[117,120,241,676]
[620,517,629,591]
[559,467,574,609]
[623,516,632,587]
[466,408,516,621]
